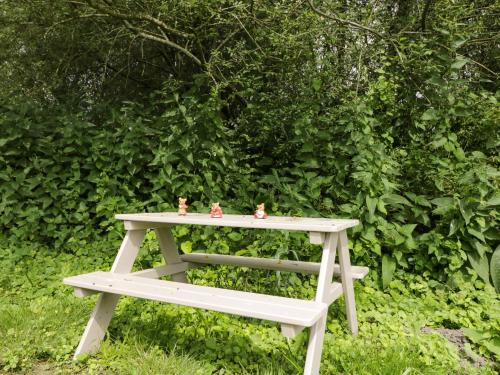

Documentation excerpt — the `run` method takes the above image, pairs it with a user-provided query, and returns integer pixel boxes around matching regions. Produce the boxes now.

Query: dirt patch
[421,327,488,368]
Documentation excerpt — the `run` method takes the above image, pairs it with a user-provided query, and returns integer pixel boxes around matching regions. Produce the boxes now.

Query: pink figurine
[210,202,223,218]
[178,197,188,216]
[254,203,268,219]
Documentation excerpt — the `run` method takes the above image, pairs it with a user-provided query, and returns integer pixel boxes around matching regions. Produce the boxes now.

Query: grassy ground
[0,238,498,374]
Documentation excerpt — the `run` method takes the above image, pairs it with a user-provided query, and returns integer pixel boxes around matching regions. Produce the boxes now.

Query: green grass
[0,239,498,374]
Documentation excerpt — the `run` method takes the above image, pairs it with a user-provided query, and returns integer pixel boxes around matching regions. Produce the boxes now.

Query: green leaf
[490,245,500,292]
[377,199,387,214]
[366,196,377,217]
[382,255,396,289]
[458,200,473,225]
[431,137,447,148]
[449,218,460,236]
[312,78,321,92]
[422,109,439,121]
[484,193,500,207]
[382,194,412,206]
[483,338,500,357]
[468,252,489,283]
[431,197,455,215]
[180,241,193,254]
[400,224,417,237]
[462,328,486,344]
[451,58,468,70]
[227,232,242,241]
[467,227,485,243]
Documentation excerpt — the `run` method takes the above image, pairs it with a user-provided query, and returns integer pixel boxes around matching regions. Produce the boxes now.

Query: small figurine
[210,202,223,218]
[178,197,188,216]
[254,203,268,219]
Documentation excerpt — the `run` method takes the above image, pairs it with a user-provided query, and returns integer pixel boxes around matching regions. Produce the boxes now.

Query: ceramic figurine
[178,197,188,216]
[210,202,223,218]
[254,203,268,219]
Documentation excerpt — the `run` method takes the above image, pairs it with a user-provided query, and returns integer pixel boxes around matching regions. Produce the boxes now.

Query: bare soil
[421,327,488,368]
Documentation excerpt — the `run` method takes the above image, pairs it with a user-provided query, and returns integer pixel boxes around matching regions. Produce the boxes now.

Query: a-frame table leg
[73,229,146,358]
[338,230,358,335]
[304,232,338,375]
[155,227,188,283]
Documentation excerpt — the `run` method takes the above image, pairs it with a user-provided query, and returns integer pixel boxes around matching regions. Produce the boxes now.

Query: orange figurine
[254,203,268,219]
[210,202,223,218]
[178,197,188,216]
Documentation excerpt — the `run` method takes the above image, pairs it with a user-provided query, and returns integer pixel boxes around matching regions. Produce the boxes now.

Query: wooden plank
[74,287,98,298]
[181,253,318,274]
[116,213,359,233]
[281,324,305,338]
[73,229,145,358]
[325,282,343,305]
[155,228,187,283]
[304,313,327,375]
[131,263,188,278]
[338,230,358,335]
[305,232,337,375]
[309,232,324,245]
[180,253,369,279]
[123,221,171,230]
[111,230,146,274]
[64,272,327,327]
[73,293,120,358]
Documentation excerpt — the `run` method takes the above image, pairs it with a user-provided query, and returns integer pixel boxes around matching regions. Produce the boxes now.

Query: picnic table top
[115,212,359,233]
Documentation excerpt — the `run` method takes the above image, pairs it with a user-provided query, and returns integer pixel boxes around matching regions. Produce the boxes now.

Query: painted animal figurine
[254,203,268,219]
[210,202,223,218]
[178,197,188,216]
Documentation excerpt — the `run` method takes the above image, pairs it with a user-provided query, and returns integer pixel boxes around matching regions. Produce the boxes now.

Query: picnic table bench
[64,213,367,375]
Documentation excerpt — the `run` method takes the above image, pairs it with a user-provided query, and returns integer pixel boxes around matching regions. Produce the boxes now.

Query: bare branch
[420,0,434,31]
[85,0,192,39]
[306,0,384,39]
[122,20,202,66]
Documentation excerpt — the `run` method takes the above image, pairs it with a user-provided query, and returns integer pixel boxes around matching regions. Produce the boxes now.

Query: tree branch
[306,0,384,39]
[420,0,434,31]
[81,1,202,66]
[84,0,193,39]
[122,20,202,66]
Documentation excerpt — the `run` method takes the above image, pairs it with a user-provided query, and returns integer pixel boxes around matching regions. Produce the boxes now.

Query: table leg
[338,230,358,335]
[155,227,188,283]
[73,229,146,358]
[304,232,338,375]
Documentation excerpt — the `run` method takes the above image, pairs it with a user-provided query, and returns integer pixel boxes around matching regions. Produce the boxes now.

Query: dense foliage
[1,0,498,286]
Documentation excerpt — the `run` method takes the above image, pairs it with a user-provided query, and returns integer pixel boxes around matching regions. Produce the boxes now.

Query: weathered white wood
[281,324,305,338]
[325,282,343,305]
[73,229,145,358]
[111,230,146,273]
[123,221,171,230]
[338,230,358,335]
[64,271,327,327]
[304,233,338,375]
[74,292,120,358]
[73,287,97,298]
[181,253,318,274]
[309,232,324,245]
[116,213,359,233]
[180,253,369,279]
[130,263,189,279]
[155,228,188,283]
[304,313,327,375]
[315,233,338,302]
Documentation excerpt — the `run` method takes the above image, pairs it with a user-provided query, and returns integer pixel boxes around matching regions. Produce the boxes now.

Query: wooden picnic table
[64,213,367,375]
